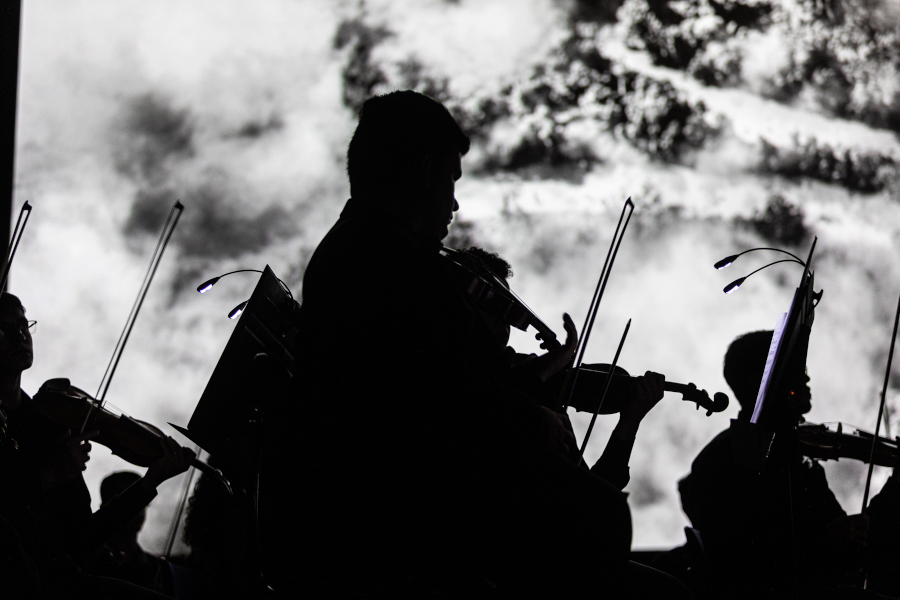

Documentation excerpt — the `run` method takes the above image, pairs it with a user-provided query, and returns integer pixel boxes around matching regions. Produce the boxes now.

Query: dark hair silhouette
[461,246,513,281]
[0,292,23,314]
[347,91,470,201]
[723,330,773,412]
[183,456,239,562]
[100,471,142,505]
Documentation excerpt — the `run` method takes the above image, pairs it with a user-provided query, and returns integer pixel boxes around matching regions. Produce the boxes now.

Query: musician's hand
[529,313,578,382]
[141,437,196,491]
[541,406,577,461]
[38,429,97,490]
[616,371,665,439]
[69,429,95,471]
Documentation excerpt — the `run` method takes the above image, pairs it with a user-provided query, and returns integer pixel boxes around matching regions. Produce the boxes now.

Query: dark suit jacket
[265,197,631,594]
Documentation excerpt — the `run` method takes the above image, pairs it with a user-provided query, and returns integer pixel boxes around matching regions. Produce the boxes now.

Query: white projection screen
[12,0,900,554]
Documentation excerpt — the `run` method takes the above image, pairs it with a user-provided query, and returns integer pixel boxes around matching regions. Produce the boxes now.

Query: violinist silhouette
[457,246,669,490]
[679,330,900,599]
[0,292,190,599]
[265,91,691,599]
[182,456,247,600]
[88,471,174,596]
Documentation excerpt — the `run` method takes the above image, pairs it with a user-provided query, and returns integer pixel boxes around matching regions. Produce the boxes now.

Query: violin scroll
[676,382,730,416]
[569,365,729,417]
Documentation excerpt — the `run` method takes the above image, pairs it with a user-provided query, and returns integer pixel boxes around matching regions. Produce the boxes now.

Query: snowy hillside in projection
[13,0,900,551]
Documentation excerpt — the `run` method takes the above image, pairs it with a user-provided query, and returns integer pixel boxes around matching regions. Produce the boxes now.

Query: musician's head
[461,247,513,348]
[348,91,470,242]
[724,330,811,419]
[0,293,33,374]
[101,471,146,542]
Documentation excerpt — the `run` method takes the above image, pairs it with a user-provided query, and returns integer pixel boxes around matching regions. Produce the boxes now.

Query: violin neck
[663,381,691,395]
[578,367,685,391]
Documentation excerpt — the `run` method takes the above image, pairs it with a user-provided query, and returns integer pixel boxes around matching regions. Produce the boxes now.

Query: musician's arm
[591,372,665,490]
[591,433,634,490]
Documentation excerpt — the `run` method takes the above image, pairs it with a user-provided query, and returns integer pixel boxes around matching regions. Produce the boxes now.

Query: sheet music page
[751,311,789,424]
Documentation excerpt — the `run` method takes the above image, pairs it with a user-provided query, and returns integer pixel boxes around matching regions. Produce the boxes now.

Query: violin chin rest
[41,378,71,391]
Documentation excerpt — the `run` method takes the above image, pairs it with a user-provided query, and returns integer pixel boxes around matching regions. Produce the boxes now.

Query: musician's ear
[387,153,432,209]
[420,152,437,189]
[420,150,460,189]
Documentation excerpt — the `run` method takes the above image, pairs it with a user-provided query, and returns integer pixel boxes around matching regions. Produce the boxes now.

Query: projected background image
[14,0,900,553]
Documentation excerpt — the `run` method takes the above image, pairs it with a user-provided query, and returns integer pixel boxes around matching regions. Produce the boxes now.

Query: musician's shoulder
[686,428,737,477]
[700,427,733,456]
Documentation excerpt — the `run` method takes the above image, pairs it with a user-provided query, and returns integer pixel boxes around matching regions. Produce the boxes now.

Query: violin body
[33,379,169,467]
[32,378,231,493]
[440,246,561,349]
[798,421,898,468]
[440,246,729,417]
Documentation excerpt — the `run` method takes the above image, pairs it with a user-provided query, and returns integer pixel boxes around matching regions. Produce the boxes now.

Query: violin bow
[579,319,631,456]
[164,445,201,560]
[558,197,634,412]
[80,201,184,433]
[862,291,900,515]
[0,201,32,292]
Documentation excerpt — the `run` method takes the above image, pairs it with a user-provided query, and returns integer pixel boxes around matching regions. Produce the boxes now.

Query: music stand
[731,239,822,471]
[171,265,297,598]
[172,265,298,467]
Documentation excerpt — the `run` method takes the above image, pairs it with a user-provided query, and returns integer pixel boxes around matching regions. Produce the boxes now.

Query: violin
[32,378,231,494]
[564,363,729,416]
[440,246,561,350]
[440,245,730,416]
[798,421,898,468]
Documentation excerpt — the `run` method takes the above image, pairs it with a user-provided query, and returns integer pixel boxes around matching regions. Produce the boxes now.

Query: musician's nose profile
[423,150,463,242]
[0,296,34,371]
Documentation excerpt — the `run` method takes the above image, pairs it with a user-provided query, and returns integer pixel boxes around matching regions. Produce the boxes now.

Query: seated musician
[88,471,174,596]
[679,330,900,599]
[182,456,246,600]
[458,246,666,491]
[0,291,192,599]
[0,406,44,598]
[268,90,690,598]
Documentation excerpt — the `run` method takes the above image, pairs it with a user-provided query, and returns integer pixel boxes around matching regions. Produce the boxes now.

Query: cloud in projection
[14,0,900,555]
